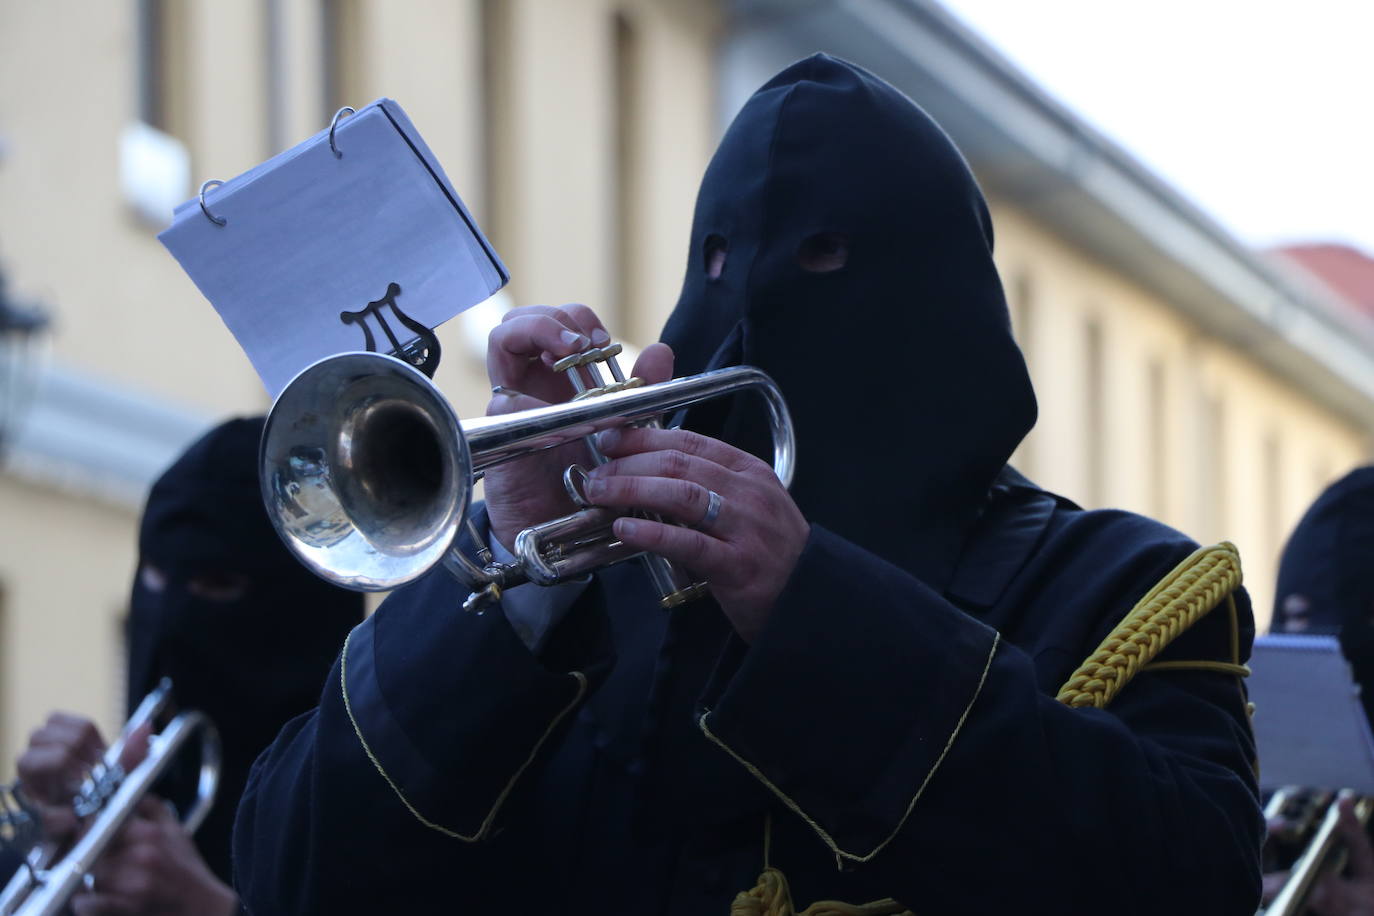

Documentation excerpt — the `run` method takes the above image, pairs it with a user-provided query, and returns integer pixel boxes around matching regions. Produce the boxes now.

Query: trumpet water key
[260,341,795,611]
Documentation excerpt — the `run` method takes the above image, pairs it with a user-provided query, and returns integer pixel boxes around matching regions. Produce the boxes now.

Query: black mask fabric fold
[661,54,1036,590]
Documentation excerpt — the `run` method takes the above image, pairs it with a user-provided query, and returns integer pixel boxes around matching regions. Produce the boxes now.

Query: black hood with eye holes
[127,417,364,883]
[1273,466,1374,726]
[661,54,1036,590]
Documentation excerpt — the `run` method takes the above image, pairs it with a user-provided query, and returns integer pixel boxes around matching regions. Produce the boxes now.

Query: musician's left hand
[1307,796,1374,916]
[70,797,238,916]
[586,426,809,642]
[15,713,109,841]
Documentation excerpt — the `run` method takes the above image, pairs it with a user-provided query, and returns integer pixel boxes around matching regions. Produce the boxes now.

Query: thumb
[631,343,674,385]
[487,387,548,418]
[1337,796,1374,878]
[117,722,152,773]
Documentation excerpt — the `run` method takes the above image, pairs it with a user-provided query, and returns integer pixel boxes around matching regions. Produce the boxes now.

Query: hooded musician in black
[127,416,364,884]
[1266,468,1374,912]
[12,418,363,915]
[235,55,1263,913]
[1272,466,1374,722]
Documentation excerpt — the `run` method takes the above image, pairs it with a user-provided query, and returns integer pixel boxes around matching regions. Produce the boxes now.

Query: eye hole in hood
[797,232,849,273]
[704,234,728,280]
[660,53,1037,589]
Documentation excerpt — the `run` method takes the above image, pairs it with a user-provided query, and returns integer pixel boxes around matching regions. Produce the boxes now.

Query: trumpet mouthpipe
[461,364,794,484]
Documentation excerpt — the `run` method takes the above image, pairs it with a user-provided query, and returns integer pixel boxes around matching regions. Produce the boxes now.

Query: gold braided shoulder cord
[727,542,1250,914]
[1055,541,1248,709]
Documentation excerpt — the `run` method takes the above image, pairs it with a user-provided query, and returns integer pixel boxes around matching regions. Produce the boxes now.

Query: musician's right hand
[1306,796,1374,916]
[483,304,673,551]
[16,712,108,842]
[69,797,237,916]
[25,720,241,916]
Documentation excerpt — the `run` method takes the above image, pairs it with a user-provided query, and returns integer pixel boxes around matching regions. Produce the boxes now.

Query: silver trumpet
[260,344,794,610]
[0,680,221,916]
[1261,786,1374,916]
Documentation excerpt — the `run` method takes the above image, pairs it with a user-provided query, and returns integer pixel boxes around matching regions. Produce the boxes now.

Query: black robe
[233,55,1262,914]
[234,482,1260,914]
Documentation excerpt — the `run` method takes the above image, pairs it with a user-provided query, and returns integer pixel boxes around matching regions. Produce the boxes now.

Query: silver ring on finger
[691,489,723,532]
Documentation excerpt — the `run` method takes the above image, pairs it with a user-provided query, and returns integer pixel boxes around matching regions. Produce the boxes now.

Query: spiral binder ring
[198,179,226,226]
[330,106,356,158]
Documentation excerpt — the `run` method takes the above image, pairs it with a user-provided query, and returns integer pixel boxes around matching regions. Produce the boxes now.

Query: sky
[938,0,1374,255]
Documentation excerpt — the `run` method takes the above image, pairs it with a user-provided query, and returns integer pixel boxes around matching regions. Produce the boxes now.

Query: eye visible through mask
[141,563,251,602]
[188,571,251,602]
[704,234,728,280]
[797,232,849,273]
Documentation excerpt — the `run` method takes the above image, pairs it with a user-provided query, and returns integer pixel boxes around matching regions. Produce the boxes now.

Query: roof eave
[724,0,1374,430]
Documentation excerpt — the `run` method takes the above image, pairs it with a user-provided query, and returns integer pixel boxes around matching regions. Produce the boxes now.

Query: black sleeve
[231,567,614,914]
[697,524,1262,914]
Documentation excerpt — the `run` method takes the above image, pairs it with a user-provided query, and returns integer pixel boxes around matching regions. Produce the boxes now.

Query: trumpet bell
[261,352,473,592]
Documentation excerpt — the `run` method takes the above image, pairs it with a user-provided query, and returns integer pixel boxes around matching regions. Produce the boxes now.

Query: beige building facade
[1,0,1372,768]
[0,0,721,764]
[995,203,1367,615]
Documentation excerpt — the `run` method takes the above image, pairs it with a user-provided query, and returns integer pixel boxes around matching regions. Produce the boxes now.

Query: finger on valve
[487,305,611,403]
[16,714,110,840]
[19,714,106,800]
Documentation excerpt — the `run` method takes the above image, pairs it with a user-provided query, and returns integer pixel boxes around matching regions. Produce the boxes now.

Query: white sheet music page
[1248,634,1374,793]
[159,99,508,396]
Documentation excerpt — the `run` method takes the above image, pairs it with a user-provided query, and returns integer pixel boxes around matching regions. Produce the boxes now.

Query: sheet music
[159,99,507,396]
[1248,633,1374,793]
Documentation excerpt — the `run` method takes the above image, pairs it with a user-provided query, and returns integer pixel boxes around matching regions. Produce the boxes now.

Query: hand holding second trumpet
[69,797,238,916]
[1305,796,1374,916]
[16,712,108,841]
[585,426,810,643]
[14,714,238,915]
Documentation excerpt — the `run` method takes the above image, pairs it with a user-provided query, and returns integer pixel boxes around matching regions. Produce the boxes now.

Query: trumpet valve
[554,343,641,401]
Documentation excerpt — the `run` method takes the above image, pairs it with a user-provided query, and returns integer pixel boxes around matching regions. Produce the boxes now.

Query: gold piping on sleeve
[699,631,1000,867]
[339,627,589,842]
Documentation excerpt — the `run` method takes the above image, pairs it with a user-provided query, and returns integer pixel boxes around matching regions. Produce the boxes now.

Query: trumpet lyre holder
[261,350,795,595]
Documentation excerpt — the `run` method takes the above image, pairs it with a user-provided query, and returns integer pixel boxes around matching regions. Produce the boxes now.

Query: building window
[1147,358,1169,519]
[1084,316,1105,506]
[321,0,363,119]
[1263,431,1283,568]
[1312,457,1334,495]
[1011,271,1034,364]
[127,0,191,226]
[1202,392,1228,540]
[263,0,287,156]
[612,9,642,331]
[479,0,513,243]
[137,0,189,139]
